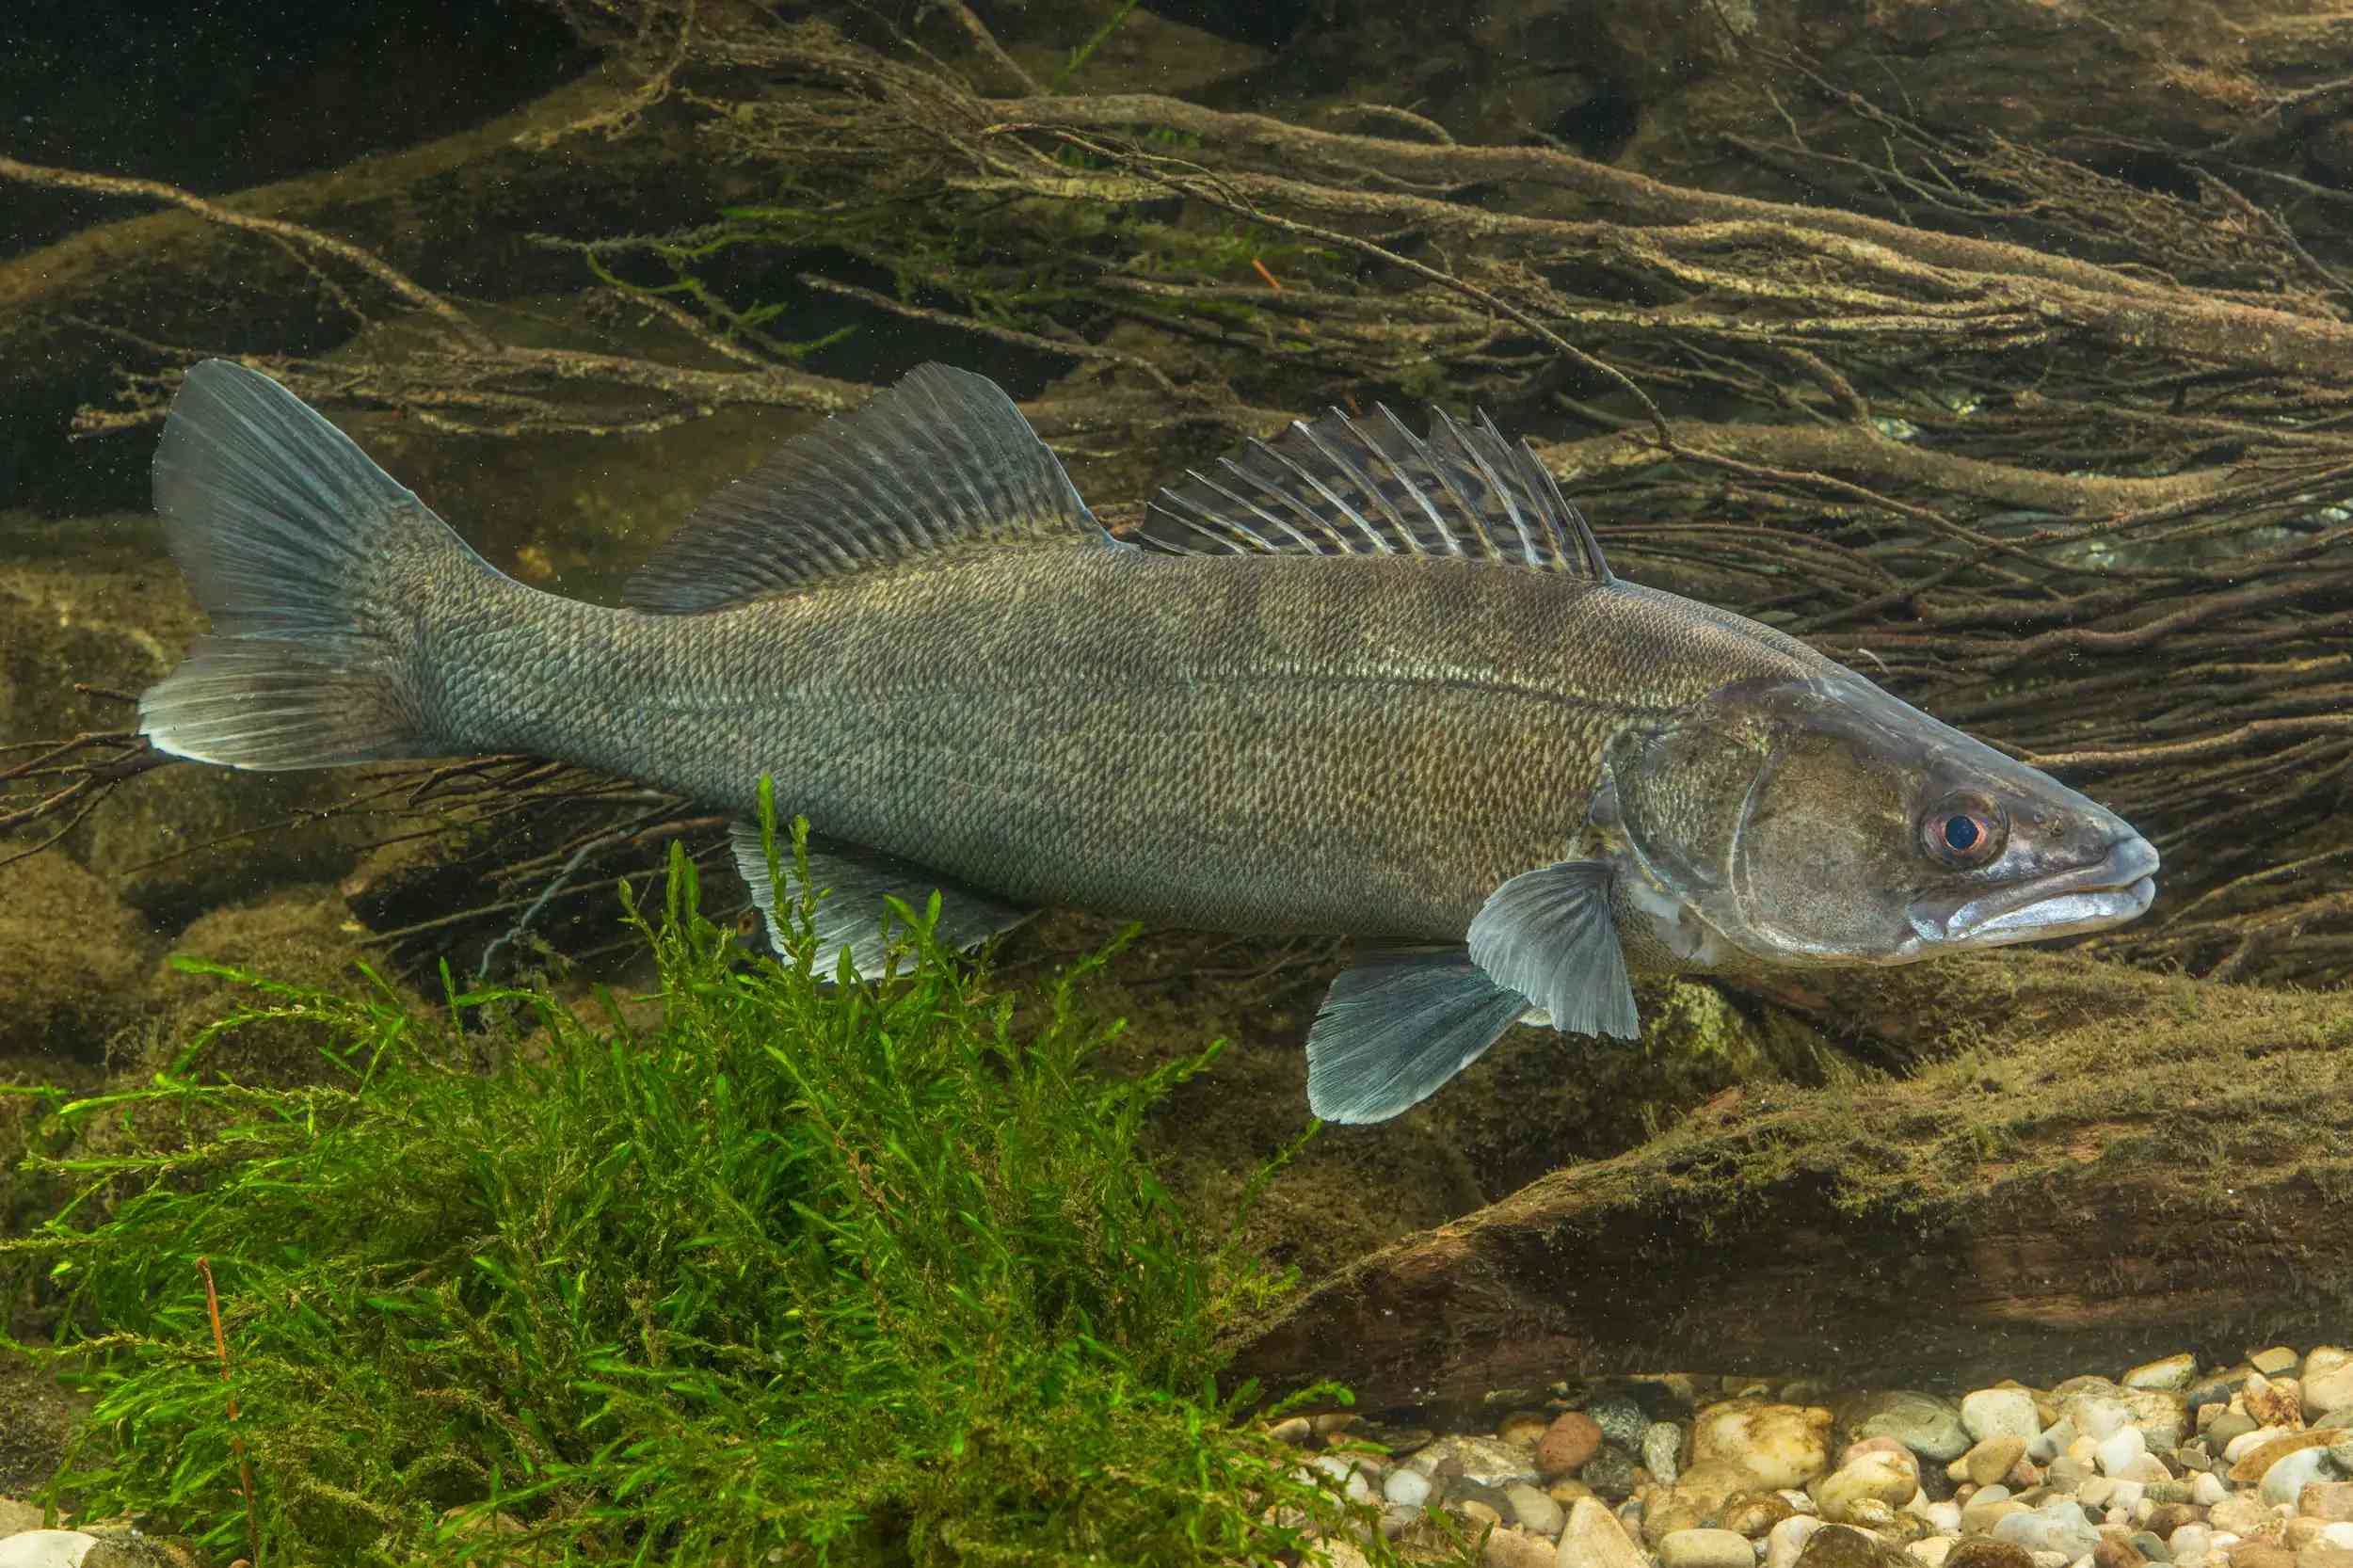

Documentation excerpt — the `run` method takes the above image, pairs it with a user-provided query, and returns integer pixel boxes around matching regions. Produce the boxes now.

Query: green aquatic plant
[2,791,1396,1566]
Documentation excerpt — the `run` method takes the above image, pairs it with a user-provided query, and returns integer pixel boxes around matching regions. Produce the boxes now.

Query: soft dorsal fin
[626,363,1121,614]
[1133,404,1613,582]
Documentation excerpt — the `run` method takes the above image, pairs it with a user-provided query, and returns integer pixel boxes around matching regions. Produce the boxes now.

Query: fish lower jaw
[1901,872,2158,956]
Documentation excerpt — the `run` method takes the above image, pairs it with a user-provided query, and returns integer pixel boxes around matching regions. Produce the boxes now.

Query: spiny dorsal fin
[626,363,1121,614]
[1134,404,1613,582]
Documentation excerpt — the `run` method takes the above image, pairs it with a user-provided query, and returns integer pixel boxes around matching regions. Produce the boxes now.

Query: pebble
[2247,1376,2308,1432]
[1500,1411,1553,1449]
[1957,1437,2030,1488]
[2208,1496,2274,1537]
[1815,1450,1921,1525]
[1662,1528,1760,1568]
[1646,1421,1687,1486]
[1965,1389,2045,1447]
[1993,1500,2105,1558]
[2198,1473,2232,1506]
[1559,1496,1652,1568]
[1582,1446,1640,1499]
[2307,1484,2353,1523]
[1677,1461,1756,1517]
[1540,1414,1607,1479]
[1506,1481,1563,1536]
[2130,1358,2203,1395]
[2253,1350,2302,1377]
[1591,1397,1651,1452]
[1463,1498,1505,1528]
[1385,1466,1433,1508]
[1723,1492,1797,1538]
[1269,1416,1312,1445]
[0,1536,99,1568]
[1946,1544,2038,1568]
[2104,1429,2153,1476]
[2312,1352,2353,1382]
[1693,1401,1836,1490]
[2173,1526,2216,1561]
[1768,1517,1827,1568]
[2307,1371,2353,1423]
[1483,1526,1555,1568]
[2259,1448,2334,1508]
[1416,1433,1545,1487]
[2132,1530,2173,1561]
[1854,1392,1973,1463]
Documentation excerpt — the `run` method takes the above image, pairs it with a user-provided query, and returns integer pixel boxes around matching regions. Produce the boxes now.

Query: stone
[2098,1533,2151,1568]
[2174,1526,2216,1562]
[1510,1482,1566,1537]
[1993,1501,2105,1559]
[0,1506,40,1539]
[1966,1390,2045,1447]
[1552,1480,1596,1507]
[2133,1532,2173,1561]
[2297,1548,2353,1568]
[1417,1434,1545,1488]
[2325,1527,2353,1551]
[1540,1415,1608,1480]
[1854,1393,1973,1463]
[2249,1378,2309,1432]
[2261,1449,2335,1510]
[2306,1372,2353,1425]
[2197,1473,2231,1506]
[1767,1517,1826,1568]
[2124,1457,2179,1484]
[1794,1525,1914,1568]
[1963,1490,2031,1536]
[1946,1543,2038,1568]
[2192,1370,2261,1416]
[1912,1542,1956,1568]
[2210,1495,2278,1537]
[2065,1384,2192,1451]
[0,1536,100,1568]
[1723,1493,1797,1538]
[1501,1413,1556,1449]
[1465,1499,1506,1528]
[1582,1447,1640,1500]
[2305,1484,2353,1523]
[1386,1466,1434,1508]
[1815,1451,1923,1526]
[2213,1415,2264,1451]
[2147,1504,2204,1537]
[1559,1496,1651,1568]
[1591,1398,1651,1452]
[2233,1432,2342,1485]
[2253,1352,2302,1377]
[2226,1548,2295,1568]
[1488,1528,1559,1568]
[1647,1422,1688,1486]
[1693,1401,1836,1490]
[1662,1528,1758,1568]
[2103,1430,2153,1476]
[1679,1462,1761,1519]
[2131,1360,2203,1395]
[2311,1352,2353,1383]
[1651,1502,1710,1544]
[1957,1437,2030,1488]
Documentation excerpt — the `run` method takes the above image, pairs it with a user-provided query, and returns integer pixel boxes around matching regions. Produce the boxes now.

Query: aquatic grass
[3,793,1396,1566]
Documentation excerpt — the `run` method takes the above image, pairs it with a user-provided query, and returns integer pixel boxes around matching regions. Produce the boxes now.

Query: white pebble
[2098,1426,2148,1476]
[2323,1525,2353,1551]
[2191,1472,2227,1506]
[1924,1501,1962,1532]
[1385,1466,1432,1508]
[2259,1444,2331,1506]
[0,1535,99,1568]
[1766,1515,1824,1568]
[2109,1480,2146,1512]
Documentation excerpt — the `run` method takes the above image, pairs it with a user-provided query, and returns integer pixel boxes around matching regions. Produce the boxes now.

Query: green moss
[1,806,1430,1566]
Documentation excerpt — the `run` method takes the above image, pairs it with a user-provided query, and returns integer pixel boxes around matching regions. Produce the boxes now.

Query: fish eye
[1919,793,2006,869]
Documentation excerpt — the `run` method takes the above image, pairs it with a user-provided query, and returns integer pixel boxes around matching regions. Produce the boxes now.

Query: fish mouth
[1912,835,2161,951]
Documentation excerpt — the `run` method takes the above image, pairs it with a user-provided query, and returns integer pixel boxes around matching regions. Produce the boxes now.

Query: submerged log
[1224,952,2353,1418]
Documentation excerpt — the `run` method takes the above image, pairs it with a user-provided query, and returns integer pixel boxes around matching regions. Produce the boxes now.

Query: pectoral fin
[1465,860,1641,1040]
[1305,948,1534,1125]
[728,824,1030,979]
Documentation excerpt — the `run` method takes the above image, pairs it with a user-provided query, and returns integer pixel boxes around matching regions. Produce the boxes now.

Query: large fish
[138,360,2158,1122]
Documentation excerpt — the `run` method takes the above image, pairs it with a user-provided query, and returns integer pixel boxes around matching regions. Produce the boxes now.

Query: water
[2,0,2349,1559]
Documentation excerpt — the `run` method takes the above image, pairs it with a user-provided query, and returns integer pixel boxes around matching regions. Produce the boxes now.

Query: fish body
[138,361,2159,1123]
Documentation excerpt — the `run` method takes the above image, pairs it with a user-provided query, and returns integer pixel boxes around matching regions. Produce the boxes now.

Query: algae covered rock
[0,851,151,1060]
[1691,1400,1834,1489]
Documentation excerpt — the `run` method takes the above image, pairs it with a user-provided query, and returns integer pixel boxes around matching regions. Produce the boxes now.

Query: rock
[1552,1480,1597,1507]
[1465,1499,1506,1528]
[2233,1432,2344,1485]
[1794,1525,1914,1568]
[1853,1393,1973,1464]
[1993,1501,2105,1559]
[1592,1398,1651,1453]
[2210,1496,2278,1537]
[2064,1384,2192,1452]
[2125,1456,2179,1484]
[1487,1527,1558,1568]
[1582,1447,1641,1500]
[2173,1526,2216,1563]
[1946,1543,2038,1568]
[1386,1466,1433,1508]
[2311,1352,2353,1383]
[1647,1422,1688,1486]
[2147,1504,2204,1537]
[1768,1518,1826,1568]
[1694,1402,1836,1490]
[1541,1414,1608,1479]
[2249,1377,2309,1432]
[1966,1389,2045,1447]
[1380,1504,1420,1539]
[1510,1482,1566,1537]
[1677,1462,1757,1519]
[1662,1528,1759,1568]
[0,1506,39,1540]
[2306,1372,2353,1424]
[2298,1547,2353,1568]
[1965,1498,2032,1536]
[2097,1533,2151,1568]
[2213,1415,2264,1450]
[1499,1412,1556,1448]
[2306,1485,2353,1523]
[1912,1542,1956,1568]
[0,1536,98,1568]
[2325,1527,2353,1551]
[2133,1532,2173,1562]
[2261,1449,2335,1509]
[1559,1496,1651,1568]
[1416,1434,1545,1487]
[1269,1416,1312,1445]
[2196,1472,2231,1506]
[2254,1352,2303,1377]
[1815,1451,1922,1526]
[2131,1360,2203,1395]
[2227,1548,2295,1568]
[1724,1494,1797,1538]
[1651,1501,1710,1544]
[1956,1438,2029,1488]
[2104,1430,2153,1477]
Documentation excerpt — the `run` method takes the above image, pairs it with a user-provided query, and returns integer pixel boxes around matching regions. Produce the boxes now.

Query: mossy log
[1225,952,2353,1419]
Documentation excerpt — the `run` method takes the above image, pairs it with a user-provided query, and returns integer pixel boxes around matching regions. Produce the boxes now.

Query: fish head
[1599,674,2159,968]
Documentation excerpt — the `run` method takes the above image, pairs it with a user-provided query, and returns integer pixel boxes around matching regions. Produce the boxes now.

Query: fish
[136,360,2159,1124]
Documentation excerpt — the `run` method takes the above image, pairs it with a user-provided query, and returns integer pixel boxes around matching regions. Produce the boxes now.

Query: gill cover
[1605,675,2156,967]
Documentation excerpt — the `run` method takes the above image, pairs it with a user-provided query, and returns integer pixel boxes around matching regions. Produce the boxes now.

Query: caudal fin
[138,360,486,770]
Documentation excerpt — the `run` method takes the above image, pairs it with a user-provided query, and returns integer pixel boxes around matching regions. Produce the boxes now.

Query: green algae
[1,803,1440,1567]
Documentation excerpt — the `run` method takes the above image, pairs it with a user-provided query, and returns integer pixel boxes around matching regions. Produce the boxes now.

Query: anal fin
[728,824,1030,979]
[1305,947,1534,1125]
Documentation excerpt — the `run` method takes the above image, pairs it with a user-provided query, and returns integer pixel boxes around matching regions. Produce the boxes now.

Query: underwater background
[3,1,2352,1563]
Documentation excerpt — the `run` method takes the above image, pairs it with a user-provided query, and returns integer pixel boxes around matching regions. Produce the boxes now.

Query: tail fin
[138,360,486,770]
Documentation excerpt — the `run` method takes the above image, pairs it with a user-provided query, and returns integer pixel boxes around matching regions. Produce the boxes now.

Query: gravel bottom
[1264,1343,2353,1568]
